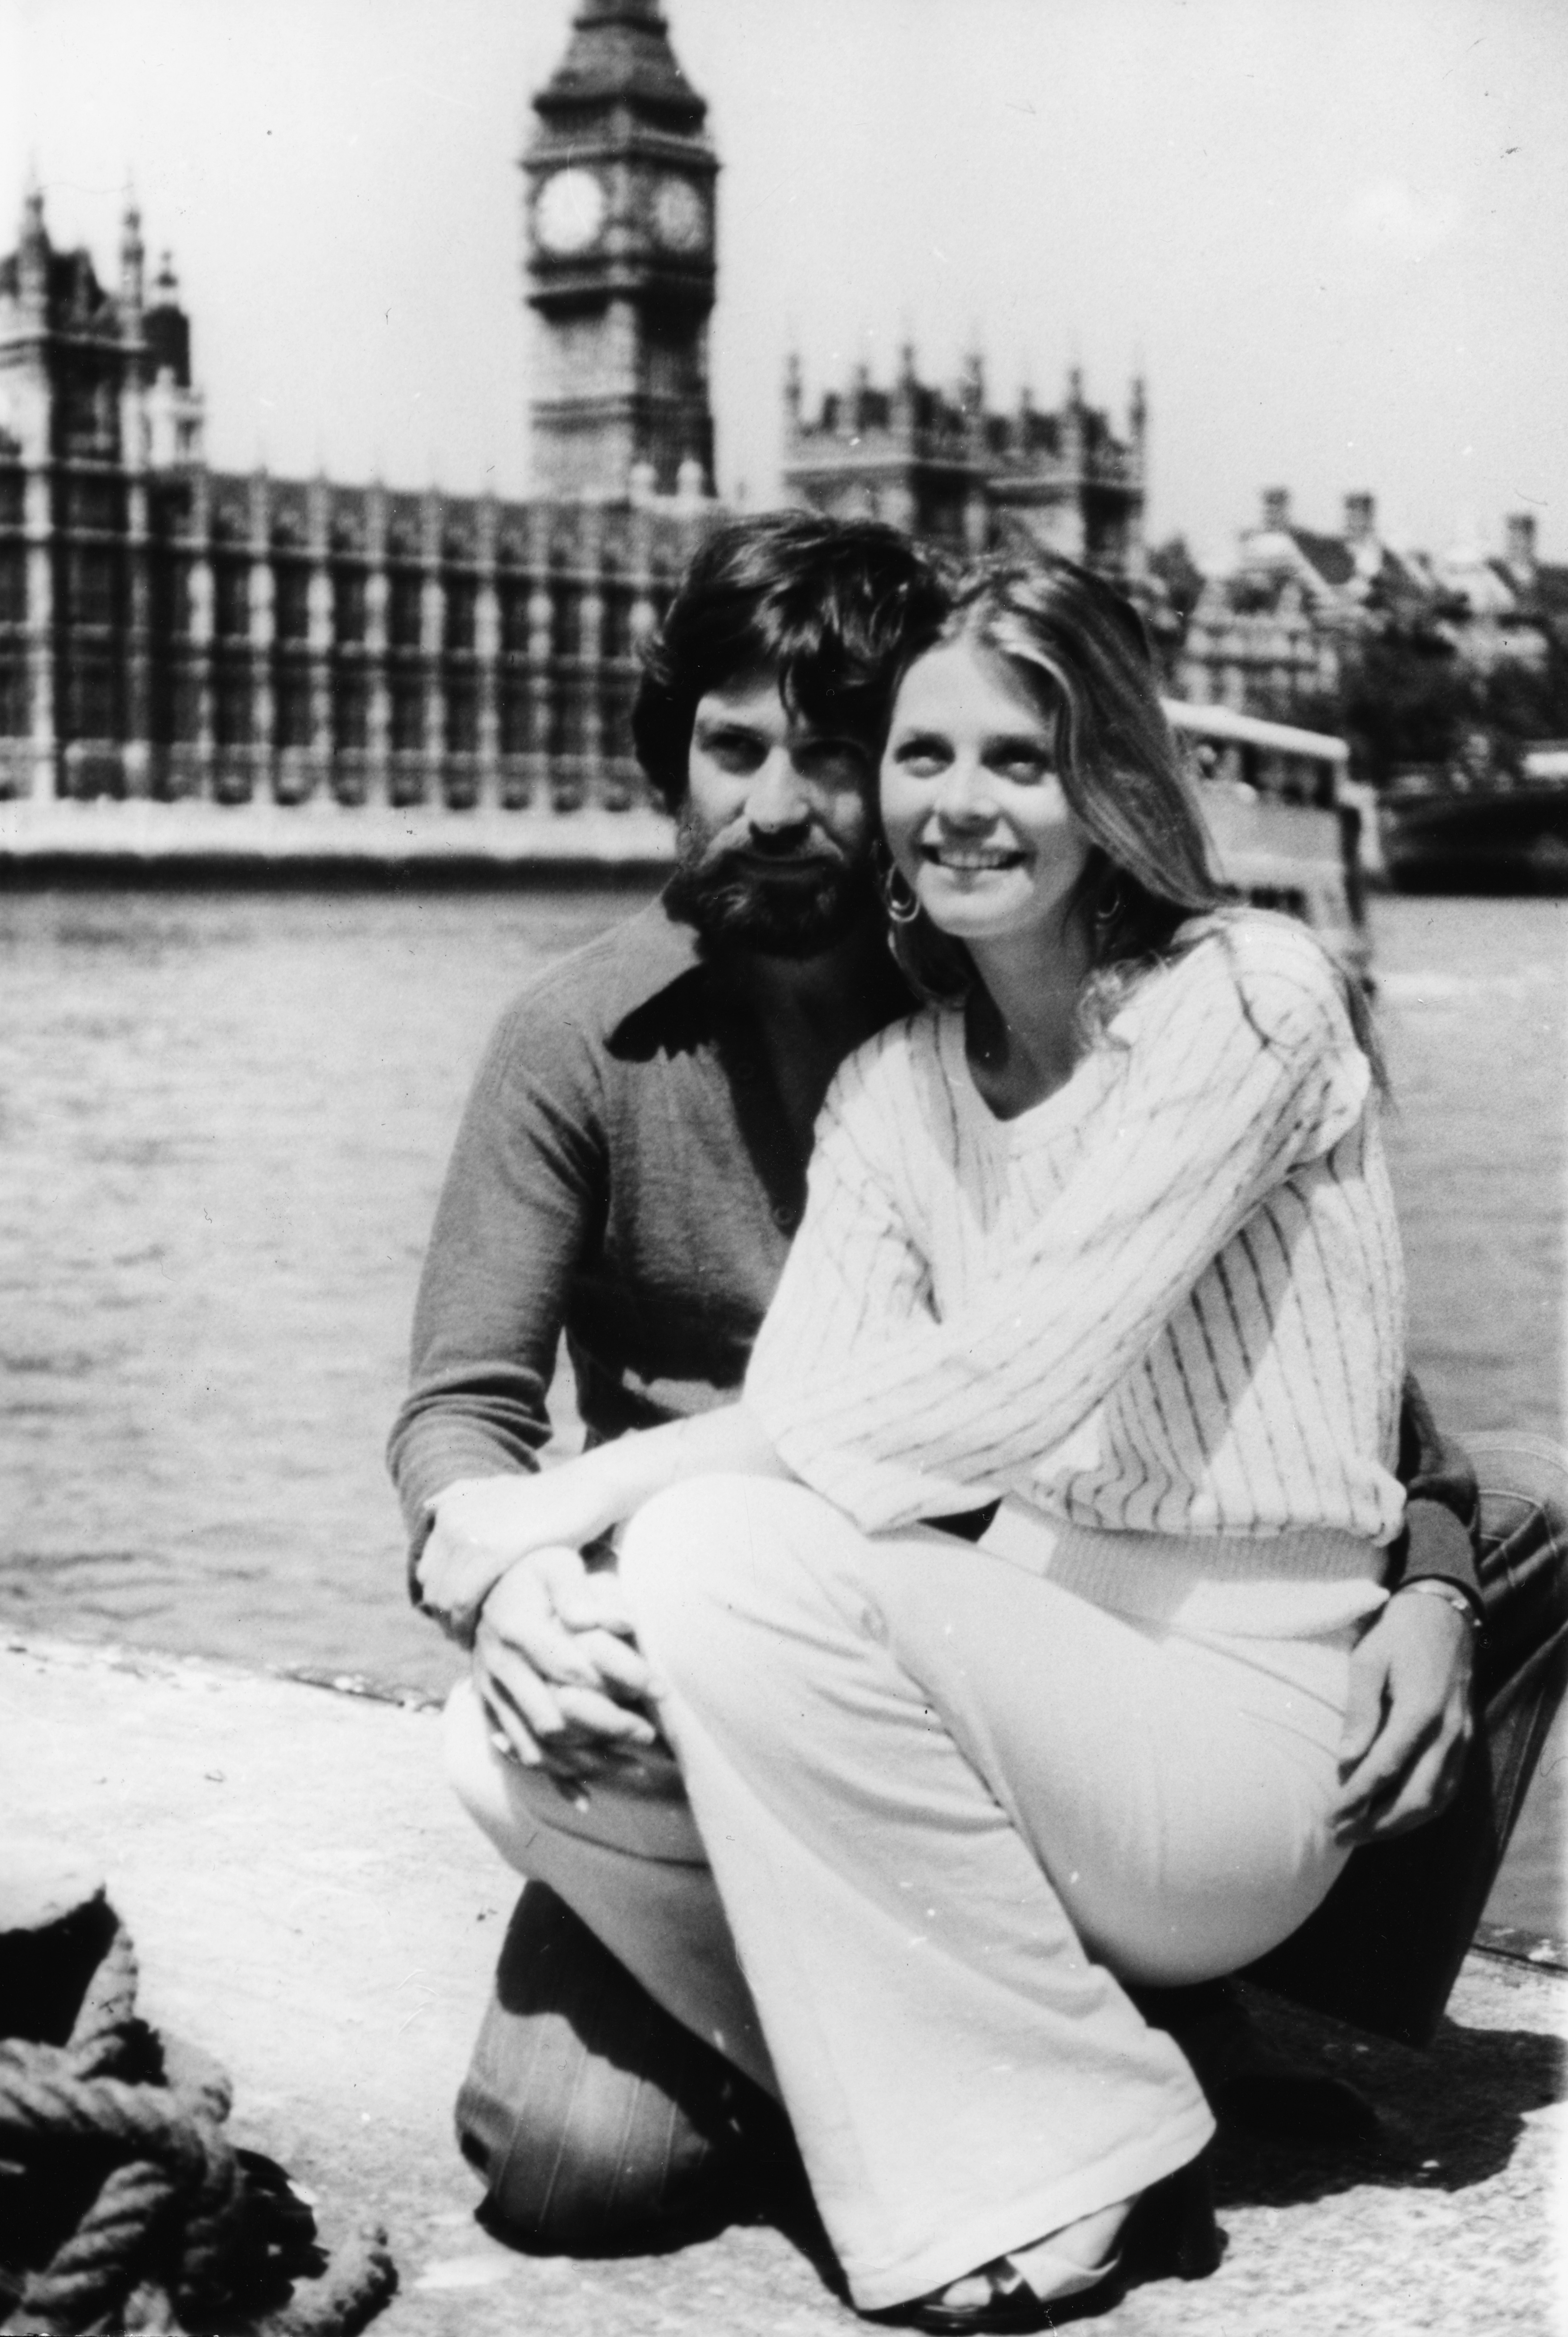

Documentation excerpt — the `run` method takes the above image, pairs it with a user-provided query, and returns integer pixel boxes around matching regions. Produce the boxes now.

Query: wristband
[1396,1577,1481,1630]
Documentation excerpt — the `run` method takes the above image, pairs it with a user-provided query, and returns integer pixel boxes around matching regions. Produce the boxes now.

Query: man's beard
[665,809,878,961]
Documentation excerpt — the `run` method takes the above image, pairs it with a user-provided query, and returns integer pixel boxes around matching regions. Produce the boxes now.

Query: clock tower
[523,0,718,500]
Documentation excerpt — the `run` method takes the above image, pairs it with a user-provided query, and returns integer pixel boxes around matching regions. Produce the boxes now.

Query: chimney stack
[1344,492,1375,546]
[119,195,146,322]
[1505,512,1538,576]
[782,349,802,427]
[1261,487,1290,532]
[17,178,49,312]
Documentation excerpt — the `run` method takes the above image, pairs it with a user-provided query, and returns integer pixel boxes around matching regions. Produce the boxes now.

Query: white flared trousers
[450,1476,1360,2310]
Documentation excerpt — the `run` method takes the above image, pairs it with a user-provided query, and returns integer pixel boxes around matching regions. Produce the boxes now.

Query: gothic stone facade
[0,0,1162,814]
[0,0,720,812]
[783,352,1147,577]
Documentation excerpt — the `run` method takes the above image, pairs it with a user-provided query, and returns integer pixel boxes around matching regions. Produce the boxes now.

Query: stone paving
[4,1634,1563,2337]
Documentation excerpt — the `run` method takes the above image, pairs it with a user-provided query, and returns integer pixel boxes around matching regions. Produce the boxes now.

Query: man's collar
[604,889,712,1040]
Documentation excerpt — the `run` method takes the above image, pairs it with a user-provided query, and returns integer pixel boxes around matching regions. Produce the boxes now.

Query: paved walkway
[3,1634,1563,2337]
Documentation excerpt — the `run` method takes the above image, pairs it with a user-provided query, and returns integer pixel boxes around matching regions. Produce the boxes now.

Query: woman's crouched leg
[442,1677,780,2250]
[619,1477,1217,2315]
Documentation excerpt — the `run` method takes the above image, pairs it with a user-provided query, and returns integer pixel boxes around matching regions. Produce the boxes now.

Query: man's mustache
[703,837,848,871]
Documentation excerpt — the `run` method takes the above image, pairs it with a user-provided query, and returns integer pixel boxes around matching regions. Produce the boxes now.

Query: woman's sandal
[885,2150,1221,2333]
[894,2245,1106,2336]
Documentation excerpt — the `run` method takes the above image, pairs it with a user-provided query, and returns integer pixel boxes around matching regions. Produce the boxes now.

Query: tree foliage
[1252,603,1568,785]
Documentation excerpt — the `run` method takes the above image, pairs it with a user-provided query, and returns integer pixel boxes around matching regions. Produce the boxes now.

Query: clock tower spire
[523,0,717,500]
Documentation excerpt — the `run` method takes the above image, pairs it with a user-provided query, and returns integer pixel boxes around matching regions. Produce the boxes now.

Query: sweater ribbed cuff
[397,1438,537,1608]
[1396,1495,1484,1610]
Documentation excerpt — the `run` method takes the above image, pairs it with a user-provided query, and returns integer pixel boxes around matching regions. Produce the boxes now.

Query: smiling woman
[873,554,1230,1114]
[882,640,1093,946]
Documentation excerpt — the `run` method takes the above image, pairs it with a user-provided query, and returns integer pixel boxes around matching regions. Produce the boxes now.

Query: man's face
[665,671,880,957]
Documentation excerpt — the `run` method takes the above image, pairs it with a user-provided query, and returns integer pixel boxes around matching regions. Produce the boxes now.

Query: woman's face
[881,638,1093,949]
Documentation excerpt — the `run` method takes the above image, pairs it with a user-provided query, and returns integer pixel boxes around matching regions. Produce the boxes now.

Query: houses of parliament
[0,0,1147,820]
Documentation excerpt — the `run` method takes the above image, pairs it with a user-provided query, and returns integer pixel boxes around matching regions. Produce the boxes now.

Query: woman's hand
[1331,1587,1475,1845]
[473,1547,660,1789]
[417,1462,625,1643]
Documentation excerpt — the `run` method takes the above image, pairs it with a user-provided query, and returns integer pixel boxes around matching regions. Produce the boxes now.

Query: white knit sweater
[746,912,1406,1611]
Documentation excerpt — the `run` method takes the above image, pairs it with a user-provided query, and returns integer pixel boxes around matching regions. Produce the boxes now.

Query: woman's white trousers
[449,1476,1359,2310]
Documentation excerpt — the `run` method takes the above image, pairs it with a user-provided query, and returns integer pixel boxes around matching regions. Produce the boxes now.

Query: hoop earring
[1093,874,1126,930]
[879,862,922,927]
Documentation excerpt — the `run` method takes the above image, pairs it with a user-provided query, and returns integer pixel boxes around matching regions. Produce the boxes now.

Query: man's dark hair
[631,510,945,811]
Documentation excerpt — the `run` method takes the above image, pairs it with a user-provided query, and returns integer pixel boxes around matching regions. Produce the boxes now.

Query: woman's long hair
[881,552,1228,1020]
[882,550,1384,1080]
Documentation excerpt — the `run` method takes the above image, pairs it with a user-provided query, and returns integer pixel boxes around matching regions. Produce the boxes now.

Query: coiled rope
[0,1892,396,2337]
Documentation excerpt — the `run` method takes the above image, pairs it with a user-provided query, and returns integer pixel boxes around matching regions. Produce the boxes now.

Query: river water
[2,883,1564,1930]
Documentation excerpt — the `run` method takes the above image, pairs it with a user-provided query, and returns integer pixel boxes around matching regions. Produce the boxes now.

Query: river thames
[1,882,1563,1931]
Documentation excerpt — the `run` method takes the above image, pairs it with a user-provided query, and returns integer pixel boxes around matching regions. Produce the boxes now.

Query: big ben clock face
[652,174,708,255]
[534,168,607,256]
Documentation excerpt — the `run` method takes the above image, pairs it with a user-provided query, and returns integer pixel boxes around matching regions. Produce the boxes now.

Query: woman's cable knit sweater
[746,911,1407,1638]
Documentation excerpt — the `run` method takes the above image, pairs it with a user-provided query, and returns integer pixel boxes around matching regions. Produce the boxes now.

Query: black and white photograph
[1,3,1564,2331]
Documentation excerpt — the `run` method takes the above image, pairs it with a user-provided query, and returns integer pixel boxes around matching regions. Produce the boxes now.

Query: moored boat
[1164,699,1368,982]
[1379,758,1568,894]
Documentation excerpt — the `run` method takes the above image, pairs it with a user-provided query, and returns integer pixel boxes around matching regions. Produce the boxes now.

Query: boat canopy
[1162,701,1350,769]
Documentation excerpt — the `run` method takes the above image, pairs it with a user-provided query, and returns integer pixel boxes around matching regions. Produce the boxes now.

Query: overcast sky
[4,0,1565,565]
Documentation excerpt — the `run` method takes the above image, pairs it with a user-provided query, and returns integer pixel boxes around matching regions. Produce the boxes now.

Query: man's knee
[444,1677,506,1821]
[1467,1433,1568,1708]
[443,1675,565,1870]
[1470,1434,1568,1597]
[457,1883,753,2251]
[444,1674,703,1864]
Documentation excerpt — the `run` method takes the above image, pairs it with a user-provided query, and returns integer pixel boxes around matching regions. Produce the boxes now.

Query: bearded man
[390,511,1567,2255]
